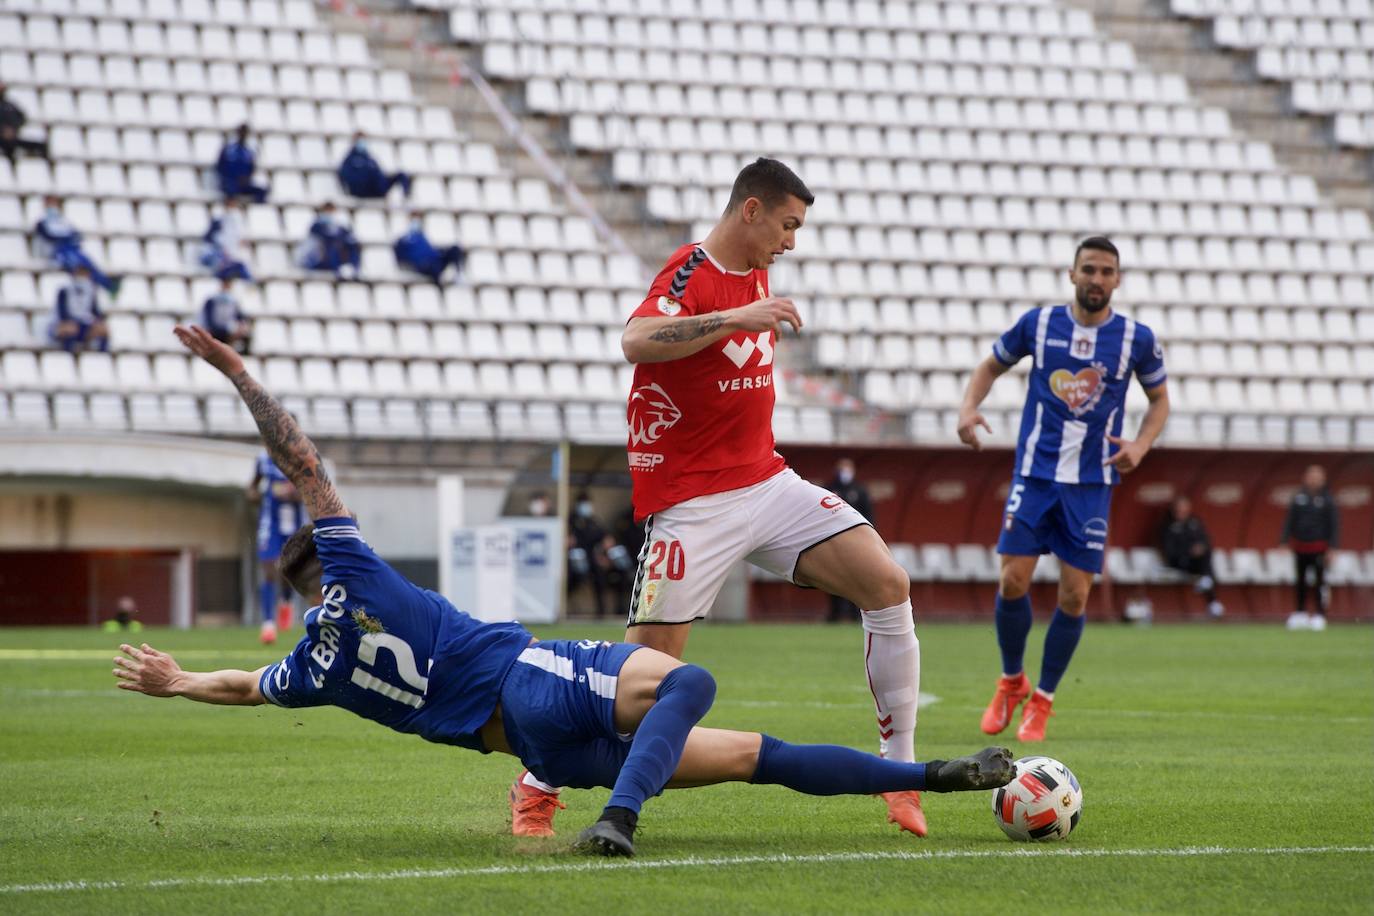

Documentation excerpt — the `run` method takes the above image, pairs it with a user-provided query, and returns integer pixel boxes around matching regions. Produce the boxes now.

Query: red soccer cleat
[880,790,928,837]
[259,621,277,645]
[1016,692,1055,743]
[277,601,293,630]
[980,672,1031,735]
[509,772,565,837]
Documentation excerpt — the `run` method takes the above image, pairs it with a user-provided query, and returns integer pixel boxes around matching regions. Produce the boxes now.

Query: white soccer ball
[991,755,1082,842]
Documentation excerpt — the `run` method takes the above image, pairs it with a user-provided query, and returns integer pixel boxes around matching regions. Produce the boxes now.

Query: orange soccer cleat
[509,772,565,837]
[880,790,928,837]
[259,621,277,645]
[980,672,1031,735]
[1016,692,1055,743]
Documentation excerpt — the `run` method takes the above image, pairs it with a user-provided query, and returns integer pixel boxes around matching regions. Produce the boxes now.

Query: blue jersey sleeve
[1134,325,1167,389]
[258,636,330,708]
[993,308,1039,367]
[312,517,389,584]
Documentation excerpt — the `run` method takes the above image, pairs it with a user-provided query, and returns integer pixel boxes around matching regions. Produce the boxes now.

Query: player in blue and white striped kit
[958,237,1170,742]
[248,451,304,644]
[112,325,1014,858]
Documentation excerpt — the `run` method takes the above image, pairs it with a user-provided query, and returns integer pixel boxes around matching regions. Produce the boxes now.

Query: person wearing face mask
[33,195,121,296]
[338,131,412,201]
[824,459,875,622]
[297,202,361,279]
[394,211,466,284]
[201,276,253,354]
[957,236,1170,744]
[526,492,551,517]
[215,124,270,203]
[200,197,253,282]
[50,265,110,353]
[568,495,615,619]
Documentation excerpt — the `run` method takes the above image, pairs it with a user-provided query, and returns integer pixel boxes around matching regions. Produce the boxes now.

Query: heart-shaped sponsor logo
[1049,367,1102,413]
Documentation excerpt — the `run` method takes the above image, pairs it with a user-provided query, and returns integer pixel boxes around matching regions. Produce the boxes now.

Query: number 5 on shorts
[646,539,686,581]
[1007,483,1025,515]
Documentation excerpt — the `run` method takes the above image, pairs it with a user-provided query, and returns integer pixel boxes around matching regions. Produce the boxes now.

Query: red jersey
[626,243,786,520]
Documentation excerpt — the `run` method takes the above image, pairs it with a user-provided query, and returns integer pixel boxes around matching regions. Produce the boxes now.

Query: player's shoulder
[1115,310,1158,345]
[652,243,711,296]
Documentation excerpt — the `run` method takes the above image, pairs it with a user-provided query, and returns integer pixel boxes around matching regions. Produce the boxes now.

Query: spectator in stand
[1281,465,1340,632]
[568,494,617,619]
[338,131,411,201]
[1157,496,1224,618]
[201,277,252,354]
[394,211,466,284]
[33,195,121,296]
[216,124,269,203]
[50,265,110,353]
[0,82,50,164]
[824,458,876,622]
[297,202,361,279]
[200,197,252,282]
[527,491,552,517]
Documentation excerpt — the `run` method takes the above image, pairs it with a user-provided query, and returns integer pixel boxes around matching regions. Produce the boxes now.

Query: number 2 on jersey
[646,539,686,581]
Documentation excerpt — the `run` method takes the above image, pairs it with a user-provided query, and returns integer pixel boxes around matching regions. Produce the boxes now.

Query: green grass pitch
[2,621,1371,914]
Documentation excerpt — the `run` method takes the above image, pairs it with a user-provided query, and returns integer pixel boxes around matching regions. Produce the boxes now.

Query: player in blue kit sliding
[113,325,1013,857]
[957,237,1170,742]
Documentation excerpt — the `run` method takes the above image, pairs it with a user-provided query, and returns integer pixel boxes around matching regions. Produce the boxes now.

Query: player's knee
[659,663,716,720]
[999,568,1031,599]
[865,560,910,610]
[1058,588,1090,616]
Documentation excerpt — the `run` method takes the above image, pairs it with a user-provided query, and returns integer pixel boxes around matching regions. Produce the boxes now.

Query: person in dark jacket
[199,197,253,281]
[297,202,361,279]
[568,494,617,619]
[338,132,411,200]
[1157,496,1223,618]
[215,124,269,203]
[394,211,465,283]
[201,277,252,353]
[1281,465,1340,631]
[0,82,50,163]
[825,458,876,622]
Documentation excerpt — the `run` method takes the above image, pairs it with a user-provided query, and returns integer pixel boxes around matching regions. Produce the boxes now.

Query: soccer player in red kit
[509,159,927,839]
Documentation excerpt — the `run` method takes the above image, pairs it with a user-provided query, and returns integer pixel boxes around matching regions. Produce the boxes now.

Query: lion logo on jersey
[628,383,683,446]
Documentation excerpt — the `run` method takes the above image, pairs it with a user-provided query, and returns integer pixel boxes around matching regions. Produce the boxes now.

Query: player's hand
[113,643,184,697]
[1104,435,1149,474]
[174,324,245,378]
[957,409,993,450]
[730,297,802,334]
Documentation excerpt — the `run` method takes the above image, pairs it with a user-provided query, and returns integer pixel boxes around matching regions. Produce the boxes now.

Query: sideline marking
[4,845,1371,895]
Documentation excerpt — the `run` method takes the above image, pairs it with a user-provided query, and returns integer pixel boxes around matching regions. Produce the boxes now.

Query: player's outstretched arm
[113,643,267,706]
[174,325,348,520]
[622,296,802,363]
[957,355,1010,450]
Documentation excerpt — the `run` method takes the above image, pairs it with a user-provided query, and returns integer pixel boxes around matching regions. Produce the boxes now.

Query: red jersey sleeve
[630,244,705,321]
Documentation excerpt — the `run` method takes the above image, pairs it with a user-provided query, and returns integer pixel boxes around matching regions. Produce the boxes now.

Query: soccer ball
[991,756,1082,842]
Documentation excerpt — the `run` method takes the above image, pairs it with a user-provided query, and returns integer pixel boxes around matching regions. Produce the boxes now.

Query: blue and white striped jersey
[993,305,1166,486]
[258,519,532,750]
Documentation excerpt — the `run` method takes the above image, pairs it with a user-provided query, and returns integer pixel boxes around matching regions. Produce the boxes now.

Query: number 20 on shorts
[646,540,686,581]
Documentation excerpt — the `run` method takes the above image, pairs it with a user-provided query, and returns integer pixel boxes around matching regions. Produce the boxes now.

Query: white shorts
[627,468,871,626]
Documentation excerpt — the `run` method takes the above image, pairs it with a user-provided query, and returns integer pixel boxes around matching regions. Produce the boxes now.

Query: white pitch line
[0,649,270,661]
[4,845,1371,896]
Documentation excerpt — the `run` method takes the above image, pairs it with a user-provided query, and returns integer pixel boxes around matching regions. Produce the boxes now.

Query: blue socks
[994,593,1033,676]
[1038,608,1086,694]
[260,579,277,624]
[606,664,716,815]
[751,735,928,794]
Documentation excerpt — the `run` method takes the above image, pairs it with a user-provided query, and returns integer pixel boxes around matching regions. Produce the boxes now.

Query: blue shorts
[497,639,643,789]
[996,475,1113,574]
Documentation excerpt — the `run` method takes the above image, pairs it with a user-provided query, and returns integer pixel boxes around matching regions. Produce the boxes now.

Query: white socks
[861,599,920,763]
[522,771,560,794]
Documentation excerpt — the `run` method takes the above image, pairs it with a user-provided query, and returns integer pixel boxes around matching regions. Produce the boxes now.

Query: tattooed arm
[174,325,349,521]
[621,296,804,364]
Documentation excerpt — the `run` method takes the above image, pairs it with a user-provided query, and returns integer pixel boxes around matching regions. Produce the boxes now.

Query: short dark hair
[726,158,814,213]
[1074,236,1120,267]
[279,524,319,598]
